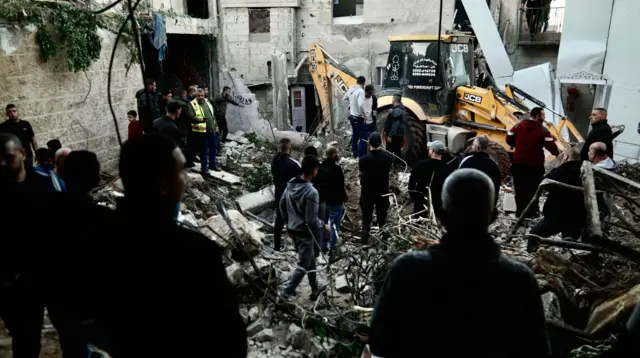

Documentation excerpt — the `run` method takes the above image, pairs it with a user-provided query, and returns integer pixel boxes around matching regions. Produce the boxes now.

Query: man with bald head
[588,142,617,170]
[370,169,550,358]
[581,108,613,161]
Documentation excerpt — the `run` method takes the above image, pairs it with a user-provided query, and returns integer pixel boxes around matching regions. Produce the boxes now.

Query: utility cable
[107,0,144,146]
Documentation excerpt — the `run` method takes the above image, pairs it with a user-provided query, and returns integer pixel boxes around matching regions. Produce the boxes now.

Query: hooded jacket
[279,177,324,234]
[344,85,365,118]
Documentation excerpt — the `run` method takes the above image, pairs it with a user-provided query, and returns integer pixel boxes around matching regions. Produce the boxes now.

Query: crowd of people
[130,78,242,175]
[0,71,634,357]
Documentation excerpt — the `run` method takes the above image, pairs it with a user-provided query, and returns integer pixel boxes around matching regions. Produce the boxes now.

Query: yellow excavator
[308,36,588,180]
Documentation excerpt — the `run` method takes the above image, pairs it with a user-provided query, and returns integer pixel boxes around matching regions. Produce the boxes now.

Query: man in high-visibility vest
[190,88,220,173]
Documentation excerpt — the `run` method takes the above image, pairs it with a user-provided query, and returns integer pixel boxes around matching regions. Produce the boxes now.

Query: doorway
[142,34,217,95]
[288,84,319,134]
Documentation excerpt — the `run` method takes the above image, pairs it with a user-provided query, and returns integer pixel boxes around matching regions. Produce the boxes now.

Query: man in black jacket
[528,147,585,252]
[409,140,454,218]
[581,108,613,161]
[384,94,406,169]
[172,89,196,167]
[359,132,394,245]
[135,78,161,133]
[0,133,53,358]
[271,138,301,251]
[370,169,551,358]
[320,147,347,256]
[213,86,241,143]
[460,136,501,204]
[98,134,247,357]
[154,101,186,151]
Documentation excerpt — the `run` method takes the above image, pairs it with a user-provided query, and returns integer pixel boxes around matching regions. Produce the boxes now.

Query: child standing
[128,110,144,139]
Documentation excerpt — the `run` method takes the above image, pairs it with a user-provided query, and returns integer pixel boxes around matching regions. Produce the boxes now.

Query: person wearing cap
[408,140,454,218]
[384,93,406,168]
[358,132,394,245]
[459,136,501,205]
[506,107,559,218]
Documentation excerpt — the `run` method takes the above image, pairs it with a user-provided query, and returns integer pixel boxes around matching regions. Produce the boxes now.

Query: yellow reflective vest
[190,99,215,133]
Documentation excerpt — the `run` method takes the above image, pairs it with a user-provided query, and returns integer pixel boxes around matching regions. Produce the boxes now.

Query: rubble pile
[87,132,640,358]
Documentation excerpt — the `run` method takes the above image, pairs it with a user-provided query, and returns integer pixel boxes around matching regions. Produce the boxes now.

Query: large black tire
[376,109,426,166]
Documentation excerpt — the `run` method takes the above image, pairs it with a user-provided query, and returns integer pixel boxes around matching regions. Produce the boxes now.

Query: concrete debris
[274,131,308,149]
[217,156,228,167]
[248,306,260,322]
[190,188,211,204]
[178,212,198,227]
[187,172,205,184]
[541,291,562,323]
[286,324,308,350]
[236,186,276,214]
[502,192,517,213]
[205,210,263,258]
[252,328,275,343]
[335,275,350,293]
[227,133,250,144]
[247,319,266,337]
[206,169,242,185]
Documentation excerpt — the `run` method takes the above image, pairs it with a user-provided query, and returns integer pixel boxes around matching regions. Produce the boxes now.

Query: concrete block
[205,209,263,257]
[207,169,242,185]
[502,193,517,213]
[236,185,276,214]
[335,275,350,293]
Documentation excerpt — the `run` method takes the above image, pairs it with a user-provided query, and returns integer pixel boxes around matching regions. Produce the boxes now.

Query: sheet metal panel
[556,0,613,78]
[461,0,514,82]
[601,0,640,162]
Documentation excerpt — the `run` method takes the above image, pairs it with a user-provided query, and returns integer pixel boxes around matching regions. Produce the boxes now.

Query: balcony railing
[518,6,565,45]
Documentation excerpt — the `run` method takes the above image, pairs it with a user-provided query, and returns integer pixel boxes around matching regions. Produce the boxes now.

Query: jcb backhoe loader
[308,37,590,180]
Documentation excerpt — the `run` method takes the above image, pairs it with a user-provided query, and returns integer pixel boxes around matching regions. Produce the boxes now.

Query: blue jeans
[173,203,181,220]
[322,204,344,250]
[200,132,217,172]
[358,122,375,158]
[350,119,359,158]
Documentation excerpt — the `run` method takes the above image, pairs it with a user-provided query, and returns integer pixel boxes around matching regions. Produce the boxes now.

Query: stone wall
[0,27,141,172]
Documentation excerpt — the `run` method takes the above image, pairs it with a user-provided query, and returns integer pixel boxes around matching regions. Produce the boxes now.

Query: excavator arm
[308,43,358,132]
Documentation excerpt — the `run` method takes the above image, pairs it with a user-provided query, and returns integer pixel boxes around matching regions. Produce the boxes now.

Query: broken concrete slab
[217,156,227,167]
[286,323,308,350]
[233,130,245,137]
[226,262,246,288]
[247,319,266,337]
[207,169,242,185]
[274,131,308,149]
[252,328,274,342]
[178,212,198,227]
[335,275,350,294]
[503,193,517,213]
[187,172,205,184]
[190,188,211,204]
[205,210,263,257]
[227,133,250,144]
[236,185,276,214]
[248,306,260,322]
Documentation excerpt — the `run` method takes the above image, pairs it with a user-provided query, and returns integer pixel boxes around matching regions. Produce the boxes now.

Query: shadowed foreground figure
[97,134,247,357]
[369,169,551,358]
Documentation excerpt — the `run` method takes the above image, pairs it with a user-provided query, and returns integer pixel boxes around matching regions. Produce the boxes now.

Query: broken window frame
[333,0,364,24]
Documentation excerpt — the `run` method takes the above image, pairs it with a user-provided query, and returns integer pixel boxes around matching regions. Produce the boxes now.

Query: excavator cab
[379,35,476,121]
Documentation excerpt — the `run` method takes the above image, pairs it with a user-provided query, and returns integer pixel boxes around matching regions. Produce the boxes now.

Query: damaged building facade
[217,0,464,133]
[0,0,220,171]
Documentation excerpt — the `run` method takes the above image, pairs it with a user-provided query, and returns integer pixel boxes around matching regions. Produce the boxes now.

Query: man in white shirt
[358,85,376,158]
[588,142,617,171]
[344,76,366,158]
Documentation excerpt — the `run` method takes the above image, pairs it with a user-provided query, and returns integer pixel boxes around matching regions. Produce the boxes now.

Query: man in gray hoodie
[279,155,329,301]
